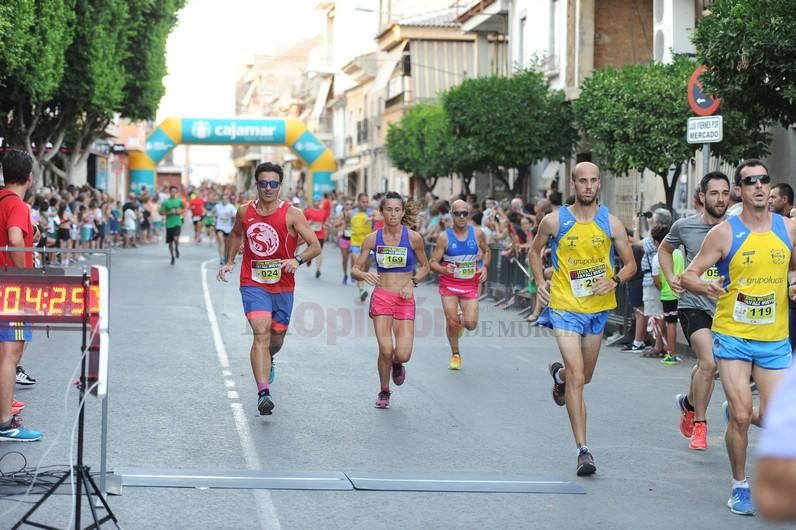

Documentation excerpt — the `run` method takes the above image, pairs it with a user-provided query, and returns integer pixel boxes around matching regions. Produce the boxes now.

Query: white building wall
[509,0,567,90]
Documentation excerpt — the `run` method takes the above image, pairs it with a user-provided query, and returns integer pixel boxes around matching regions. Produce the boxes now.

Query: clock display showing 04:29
[0,283,100,318]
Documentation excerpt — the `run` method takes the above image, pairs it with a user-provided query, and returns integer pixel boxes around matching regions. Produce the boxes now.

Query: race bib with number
[700,266,720,282]
[310,221,323,232]
[376,246,407,269]
[454,260,476,279]
[251,260,282,284]
[732,291,775,325]
[569,264,607,298]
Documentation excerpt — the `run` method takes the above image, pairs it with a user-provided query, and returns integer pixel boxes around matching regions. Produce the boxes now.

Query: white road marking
[228,391,239,400]
[225,380,236,388]
[201,259,281,530]
[223,370,232,377]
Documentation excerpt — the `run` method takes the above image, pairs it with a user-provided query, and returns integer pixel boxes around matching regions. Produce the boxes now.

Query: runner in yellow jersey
[530,162,636,476]
[681,160,796,516]
[350,192,375,302]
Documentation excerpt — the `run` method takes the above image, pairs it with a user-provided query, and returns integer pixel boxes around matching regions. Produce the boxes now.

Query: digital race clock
[0,268,101,324]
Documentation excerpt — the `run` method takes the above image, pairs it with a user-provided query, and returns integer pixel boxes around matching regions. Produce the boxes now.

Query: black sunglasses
[452,211,469,217]
[256,180,280,189]
[739,174,770,186]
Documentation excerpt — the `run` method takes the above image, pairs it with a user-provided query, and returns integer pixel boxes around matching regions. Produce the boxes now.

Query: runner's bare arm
[285,206,321,271]
[476,227,491,282]
[351,233,379,285]
[6,226,27,267]
[216,207,245,282]
[410,230,430,283]
[529,211,557,304]
[681,223,729,299]
[429,231,452,275]
[592,214,636,295]
[756,457,796,520]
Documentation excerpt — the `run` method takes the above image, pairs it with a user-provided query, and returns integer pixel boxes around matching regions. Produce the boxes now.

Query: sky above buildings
[157,0,325,183]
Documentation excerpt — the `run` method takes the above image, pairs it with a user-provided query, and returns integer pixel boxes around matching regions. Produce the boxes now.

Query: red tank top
[240,200,297,292]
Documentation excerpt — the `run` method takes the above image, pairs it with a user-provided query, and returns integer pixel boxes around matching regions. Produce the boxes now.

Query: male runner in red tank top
[217,162,320,416]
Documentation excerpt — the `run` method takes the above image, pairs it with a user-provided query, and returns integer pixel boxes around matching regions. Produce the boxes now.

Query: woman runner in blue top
[352,192,430,409]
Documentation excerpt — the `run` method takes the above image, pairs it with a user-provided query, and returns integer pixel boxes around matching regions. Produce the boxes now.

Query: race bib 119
[733,291,775,325]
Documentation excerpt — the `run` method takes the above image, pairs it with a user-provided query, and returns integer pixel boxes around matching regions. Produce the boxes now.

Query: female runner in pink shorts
[351,192,430,409]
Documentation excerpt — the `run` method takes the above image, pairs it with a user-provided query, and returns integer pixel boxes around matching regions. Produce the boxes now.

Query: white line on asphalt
[228,391,239,400]
[223,370,232,377]
[201,260,281,530]
[225,380,236,388]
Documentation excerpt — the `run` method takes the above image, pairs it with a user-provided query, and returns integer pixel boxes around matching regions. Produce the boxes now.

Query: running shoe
[392,363,406,386]
[374,391,391,409]
[219,257,224,266]
[549,362,566,406]
[620,343,645,353]
[15,366,36,386]
[342,275,348,285]
[576,448,596,476]
[0,422,42,442]
[12,399,24,409]
[359,289,368,302]
[315,270,321,279]
[689,422,708,450]
[257,392,274,416]
[269,362,276,385]
[676,393,695,438]
[175,246,180,259]
[727,487,755,515]
[660,354,681,365]
[722,401,730,425]
[448,354,461,370]
[171,256,175,266]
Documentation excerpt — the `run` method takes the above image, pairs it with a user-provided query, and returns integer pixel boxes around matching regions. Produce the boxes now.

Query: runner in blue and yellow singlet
[350,192,375,302]
[681,160,796,516]
[530,162,636,477]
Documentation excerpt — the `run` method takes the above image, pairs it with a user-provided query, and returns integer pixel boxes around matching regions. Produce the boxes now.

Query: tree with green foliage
[0,0,184,185]
[692,0,796,127]
[574,56,771,207]
[386,102,480,195]
[0,0,76,174]
[443,70,577,196]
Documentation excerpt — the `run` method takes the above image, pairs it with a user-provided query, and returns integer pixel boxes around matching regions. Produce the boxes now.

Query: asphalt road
[0,236,791,529]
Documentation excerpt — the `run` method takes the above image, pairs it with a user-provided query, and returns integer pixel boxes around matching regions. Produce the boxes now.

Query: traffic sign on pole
[687,116,723,144]
[688,66,721,116]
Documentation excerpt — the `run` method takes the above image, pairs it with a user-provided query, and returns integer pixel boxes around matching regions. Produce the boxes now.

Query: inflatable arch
[128,117,336,199]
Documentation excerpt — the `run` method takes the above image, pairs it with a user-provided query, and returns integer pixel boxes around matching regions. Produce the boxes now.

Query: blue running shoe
[727,487,755,515]
[269,362,276,385]
[257,392,274,416]
[0,422,42,442]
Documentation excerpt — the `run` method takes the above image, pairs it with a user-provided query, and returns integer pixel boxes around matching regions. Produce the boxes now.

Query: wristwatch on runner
[411,276,418,287]
[293,255,304,265]
[612,275,621,286]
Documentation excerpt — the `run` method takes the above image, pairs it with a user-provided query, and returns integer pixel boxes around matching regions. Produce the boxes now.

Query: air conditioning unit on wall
[653,0,696,63]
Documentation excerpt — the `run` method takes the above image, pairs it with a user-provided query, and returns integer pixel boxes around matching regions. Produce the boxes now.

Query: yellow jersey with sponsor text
[712,215,791,341]
[549,205,616,313]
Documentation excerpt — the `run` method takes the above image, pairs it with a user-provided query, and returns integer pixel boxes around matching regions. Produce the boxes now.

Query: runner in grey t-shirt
[658,172,730,451]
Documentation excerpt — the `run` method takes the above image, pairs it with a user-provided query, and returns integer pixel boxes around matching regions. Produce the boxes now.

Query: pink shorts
[369,287,415,320]
[438,277,480,299]
[338,237,351,250]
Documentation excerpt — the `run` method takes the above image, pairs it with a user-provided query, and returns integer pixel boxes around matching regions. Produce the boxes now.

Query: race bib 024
[569,264,607,298]
[251,260,282,284]
[376,245,407,269]
[732,291,775,325]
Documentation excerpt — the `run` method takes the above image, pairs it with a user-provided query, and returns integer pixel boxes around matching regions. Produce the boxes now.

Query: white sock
[577,445,589,455]
[732,478,749,489]
[633,340,644,347]
[554,368,565,384]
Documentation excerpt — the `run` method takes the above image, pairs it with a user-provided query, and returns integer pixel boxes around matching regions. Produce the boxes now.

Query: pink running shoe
[374,391,391,409]
[392,363,406,386]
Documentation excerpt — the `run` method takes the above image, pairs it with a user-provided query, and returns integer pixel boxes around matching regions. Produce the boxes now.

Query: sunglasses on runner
[256,180,280,189]
[452,211,469,217]
[739,174,770,186]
